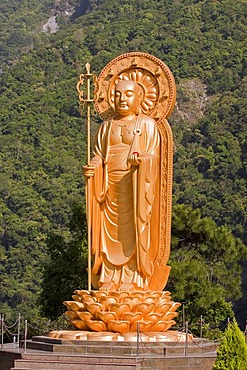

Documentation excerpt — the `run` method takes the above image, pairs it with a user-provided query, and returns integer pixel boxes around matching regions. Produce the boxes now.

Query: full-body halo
[86,52,176,291]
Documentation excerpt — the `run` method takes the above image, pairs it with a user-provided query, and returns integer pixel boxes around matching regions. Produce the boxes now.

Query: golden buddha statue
[61,53,181,338]
[84,79,161,291]
[82,53,176,292]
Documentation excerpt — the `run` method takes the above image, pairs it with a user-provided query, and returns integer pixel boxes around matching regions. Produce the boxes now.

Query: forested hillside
[0,0,246,330]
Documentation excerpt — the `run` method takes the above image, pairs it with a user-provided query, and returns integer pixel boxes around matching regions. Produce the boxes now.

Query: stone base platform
[1,333,218,370]
[23,331,218,357]
[48,329,192,342]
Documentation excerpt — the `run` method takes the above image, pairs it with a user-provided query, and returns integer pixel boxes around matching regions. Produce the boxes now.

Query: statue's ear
[137,84,144,100]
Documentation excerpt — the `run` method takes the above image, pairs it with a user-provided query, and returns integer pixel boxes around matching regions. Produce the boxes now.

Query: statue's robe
[88,114,161,289]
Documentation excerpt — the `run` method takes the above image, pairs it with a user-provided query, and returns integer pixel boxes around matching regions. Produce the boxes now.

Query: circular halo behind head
[95,52,176,122]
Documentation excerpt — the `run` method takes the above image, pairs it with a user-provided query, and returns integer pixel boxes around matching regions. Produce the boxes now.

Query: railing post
[17,313,21,346]
[245,320,247,344]
[182,304,185,328]
[136,323,140,358]
[185,321,188,357]
[24,320,27,354]
[200,315,203,343]
[1,314,4,351]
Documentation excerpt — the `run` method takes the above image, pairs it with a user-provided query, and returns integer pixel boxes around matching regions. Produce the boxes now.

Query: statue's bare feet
[99,282,116,291]
[118,283,135,292]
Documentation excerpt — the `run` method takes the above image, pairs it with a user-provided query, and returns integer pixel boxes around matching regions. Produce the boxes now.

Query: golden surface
[64,290,180,334]
[68,53,179,335]
[83,52,175,292]
[48,329,192,342]
[95,52,176,120]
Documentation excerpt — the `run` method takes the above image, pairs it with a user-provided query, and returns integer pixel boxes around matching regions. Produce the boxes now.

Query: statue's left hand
[128,152,141,166]
[82,165,95,178]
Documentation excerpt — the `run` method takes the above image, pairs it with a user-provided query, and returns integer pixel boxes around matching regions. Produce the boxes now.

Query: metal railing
[0,313,224,358]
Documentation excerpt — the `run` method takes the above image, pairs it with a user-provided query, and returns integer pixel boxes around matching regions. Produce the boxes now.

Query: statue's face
[114,80,140,117]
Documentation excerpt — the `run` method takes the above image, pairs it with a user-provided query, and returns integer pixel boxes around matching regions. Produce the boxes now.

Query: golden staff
[77,63,98,291]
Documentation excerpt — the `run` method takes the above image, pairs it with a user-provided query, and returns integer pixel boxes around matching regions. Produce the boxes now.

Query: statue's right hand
[82,165,95,178]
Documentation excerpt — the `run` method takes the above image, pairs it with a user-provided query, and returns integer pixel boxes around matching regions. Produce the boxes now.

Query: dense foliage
[213,319,247,370]
[169,205,245,337]
[39,203,88,320]
[0,0,246,331]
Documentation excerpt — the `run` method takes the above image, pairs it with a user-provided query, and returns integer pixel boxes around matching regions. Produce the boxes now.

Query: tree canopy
[168,204,245,336]
[213,319,247,370]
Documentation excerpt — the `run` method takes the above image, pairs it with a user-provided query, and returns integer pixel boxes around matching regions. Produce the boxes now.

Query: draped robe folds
[88,114,161,289]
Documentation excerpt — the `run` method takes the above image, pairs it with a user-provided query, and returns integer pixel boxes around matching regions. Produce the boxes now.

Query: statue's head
[114,80,142,117]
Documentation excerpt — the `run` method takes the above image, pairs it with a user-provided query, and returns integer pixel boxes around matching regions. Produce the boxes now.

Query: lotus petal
[121,312,143,324]
[77,311,92,321]
[82,295,96,304]
[74,290,90,297]
[149,291,163,298]
[170,302,181,312]
[84,302,102,316]
[154,302,172,314]
[121,296,140,307]
[143,297,156,304]
[71,295,81,302]
[135,303,155,315]
[64,301,85,312]
[111,291,130,300]
[108,303,130,318]
[163,312,178,321]
[99,296,118,310]
[71,319,90,330]
[160,291,171,300]
[145,313,162,323]
[108,320,130,333]
[86,319,107,332]
[150,320,175,332]
[132,292,145,300]
[131,321,153,332]
[64,310,78,320]
[97,311,117,323]
[91,291,108,300]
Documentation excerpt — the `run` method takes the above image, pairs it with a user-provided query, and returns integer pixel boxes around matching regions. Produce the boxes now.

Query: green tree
[39,203,88,320]
[168,204,246,337]
[213,318,247,370]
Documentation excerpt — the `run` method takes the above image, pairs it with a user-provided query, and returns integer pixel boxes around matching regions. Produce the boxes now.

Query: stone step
[12,354,216,370]
[20,353,138,362]
[12,358,140,370]
[11,368,60,370]
[32,336,63,344]
[141,355,216,369]
[21,340,54,352]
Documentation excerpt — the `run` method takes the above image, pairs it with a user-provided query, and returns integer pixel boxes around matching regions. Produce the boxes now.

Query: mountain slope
[0,0,246,327]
